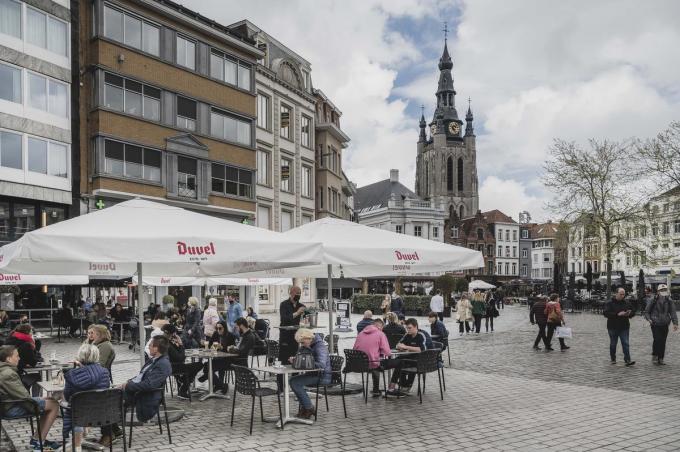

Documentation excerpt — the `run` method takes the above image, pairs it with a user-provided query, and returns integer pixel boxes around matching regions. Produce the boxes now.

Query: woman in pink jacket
[353,318,391,397]
[202,298,221,341]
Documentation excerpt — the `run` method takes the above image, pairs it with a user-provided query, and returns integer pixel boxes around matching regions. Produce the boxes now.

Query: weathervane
[443,21,448,41]
[421,104,425,116]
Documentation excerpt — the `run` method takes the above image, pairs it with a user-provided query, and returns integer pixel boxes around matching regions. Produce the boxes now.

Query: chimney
[390,169,399,183]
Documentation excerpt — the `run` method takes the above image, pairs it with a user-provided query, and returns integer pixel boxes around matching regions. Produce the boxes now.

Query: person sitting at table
[0,309,10,329]
[288,328,331,420]
[4,324,43,395]
[87,325,114,372]
[427,312,449,349]
[0,345,62,451]
[353,318,391,397]
[151,311,169,330]
[383,312,406,338]
[98,336,172,447]
[356,310,374,333]
[202,298,221,341]
[108,303,129,342]
[386,318,428,396]
[62,343,110,452]
[162,324,201,400]
[246,306,258,320]
[197,320,236,393]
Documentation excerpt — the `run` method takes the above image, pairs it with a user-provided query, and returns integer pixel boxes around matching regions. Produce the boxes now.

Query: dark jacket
[356,318,373,333]
[530,300,548,325]
[383,322,406,338]
[644,295,678,326]
[110,308,129,322]
[126,354,172,422]
[254,318,269,340]
[429,320,449,343]
[389,296,404,314]
[280,298,305,327]
[185,307,201,334]
[167,339,186,365]
[418,329,434,350]
[302,334,331,383]
[603,297,635,331]
[4,333,39,371]
[63,363,110,401]
[208,328,237,351]
[235,329,264,360]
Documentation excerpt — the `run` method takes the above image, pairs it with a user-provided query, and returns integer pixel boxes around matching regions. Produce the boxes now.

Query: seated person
[62,343,110,451]
[353,318,391,397]
[288,328,331,420]
[151,311,169,330]
[232,317,264,364]
[109,303,129,322]
[0,309,9,329]
[356,310,374,333]
[161,324,201,400]
[383,312,406,337]
[4,324,42,395]
[0,345,61,451]
[197,321,236,393]
[386,318,427,396]
[427,312,449,349]
[246,306,258,320]
[99,336,171,447]
[254,317,269,340]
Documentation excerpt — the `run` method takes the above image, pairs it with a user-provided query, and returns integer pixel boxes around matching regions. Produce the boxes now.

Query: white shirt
[430,294,444,313]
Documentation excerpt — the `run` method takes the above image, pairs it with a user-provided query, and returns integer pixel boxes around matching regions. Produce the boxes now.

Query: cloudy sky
[186,0,680,221]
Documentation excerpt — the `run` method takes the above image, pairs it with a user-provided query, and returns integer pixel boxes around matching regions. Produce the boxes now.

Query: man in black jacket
[530,296,549,350]
[233,317,264,363]
[603,288,636,366]
[278,286,305,390]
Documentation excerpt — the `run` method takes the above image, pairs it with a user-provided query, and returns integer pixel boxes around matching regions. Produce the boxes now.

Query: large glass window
[176,35,195,70]
[256,150,269,185]
[0,0,22,38]
[177,156,197,198]
[301,116,311,148]
[280,211,292,232]
[257,94,269,129]
[47,14,67,56]
[210,108,251,146]
[13,204,35,238]
[27,72,47,110]
[210,50,251,90]
[27,137,67,177]
[27,72,68,117]
[0,62,21,103]
[26,7,46,49]
[0,131,22,169]
[104,72,160,121]
[211,163,253,198]
[27,137,47,174]
[103,139,161,182]
[257,205,270,229]
[0,201,9,238]
[237,63,251,90]
[103,4,159,56]
[280,104,291,139]
[48,80,67,116]
[177,96,196,131]
[25,6,68,56]
[280,158,292,192]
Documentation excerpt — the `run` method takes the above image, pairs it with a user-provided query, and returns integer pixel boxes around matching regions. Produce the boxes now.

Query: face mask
[293,294,301,303]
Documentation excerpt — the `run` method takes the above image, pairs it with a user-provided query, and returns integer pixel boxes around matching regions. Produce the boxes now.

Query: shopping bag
[555,327,572,338]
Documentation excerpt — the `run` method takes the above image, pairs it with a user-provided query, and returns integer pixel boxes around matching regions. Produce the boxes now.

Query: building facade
[530,221,559,280]
[76,0,261,222]
[484,210,519,280]
[415,39,479,221]
[519,223,533,279]
[446,210,495,276]
[0,0,72,245]
[356,169,445,241]
[314,89,350,220]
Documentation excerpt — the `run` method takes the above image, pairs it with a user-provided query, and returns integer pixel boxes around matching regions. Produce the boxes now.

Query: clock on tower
[448,121,460,136]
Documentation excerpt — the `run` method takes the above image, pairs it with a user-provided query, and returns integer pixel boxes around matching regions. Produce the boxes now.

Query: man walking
[644,284,678,365]
[530,295,549,350]
[603,288,636,366]
[430,290,445,321]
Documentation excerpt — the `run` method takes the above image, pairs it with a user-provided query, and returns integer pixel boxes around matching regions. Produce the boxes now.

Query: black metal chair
[126,387,171,448]
[307,355,346,420]
[343,349,371,405]
[431,341,447,391]
[325,334,339,354]
[400,349,443,404]
[230,365,282,435]
[0,396,43,452]
[61,388,126,452]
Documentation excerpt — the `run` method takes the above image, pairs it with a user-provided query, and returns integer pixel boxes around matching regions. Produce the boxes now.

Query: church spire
[433,24,458,124]
[439,23,453,71]
[465,97,475,137]
[418,105,427,143]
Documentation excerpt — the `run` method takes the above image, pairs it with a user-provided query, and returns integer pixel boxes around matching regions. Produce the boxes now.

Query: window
[446,157,453,191]
[498,245,502,256]
[0,131,22,169]
[301,116,311,148]
[521,229,528,239]
[302,215,312,225]
[24,6,68,56]
[27,137,66,177]
[414,226,422,237]
[521,264,527,277]
[497,263,502,275]
[280,158,292,192]
[210,50,251,90]
[256,150,269,185]
[396,225,403,234]
[505,230,510,241]
[280,104,291,139]
[488,261,494,275]
[522,249,527,258]
[512,246,517,257]
[497,228,502,240]
[177,96,196,131]
[512,230,517,241]
[477,228,484,240]
[318,187,323,209]
[280,211,292,232]
[533,254,538,263]
[0,62,21,103]
[103,73,160,121]
[176,35,195,70]
[0,0,21,39]
[487,245,493,256]
[675,220,680,234]
[512,263,516,275]
[457,158,464,191]
[301,165,311,197]
[103,4,159,56]
[451,226,458,238]
[177,156,197,198]
[543,253,550,262]
[663,203,670,213]
[652,223,659,236]
[27,72,68,117]
[103,139,160,182]
[257,94,269,129]
[211,163,253,198]
[505,246,510,257]
[210,108,251,146]
[578,262,582,273]
[257,205,270,229]
[663,222,670,235]
[433,227,439,239]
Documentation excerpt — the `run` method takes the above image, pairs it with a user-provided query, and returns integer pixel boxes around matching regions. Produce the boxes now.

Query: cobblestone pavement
[3,306,680,451]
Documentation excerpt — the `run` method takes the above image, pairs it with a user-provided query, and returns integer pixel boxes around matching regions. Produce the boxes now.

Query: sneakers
[532,345,541,350]
[610,359,617,365]
[625,361,636,367]
[30,439,62,451]
[385,389,405,398]
[296,406,315,419]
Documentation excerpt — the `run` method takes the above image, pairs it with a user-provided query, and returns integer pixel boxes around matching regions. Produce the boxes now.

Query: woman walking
[545,293,569,351]
[485,295,499,332]
[471,291,486,334]
[456,293,473,335]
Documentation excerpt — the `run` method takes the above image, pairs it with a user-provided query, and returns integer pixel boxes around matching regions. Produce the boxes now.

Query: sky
[184,0,680,222]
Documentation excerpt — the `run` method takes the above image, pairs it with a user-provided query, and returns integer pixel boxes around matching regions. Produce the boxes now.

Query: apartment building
[484,210,519,280]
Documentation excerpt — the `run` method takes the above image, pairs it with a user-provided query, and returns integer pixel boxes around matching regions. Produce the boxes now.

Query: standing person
[470,291,486,334]
[430,290,445,322]
[544,294,569,351]
[389,292,404,318]
[89,325,115,370]
[202,298,221,341]
[456,293,473,336]
[530,295,549,350]
[380,295,391,318]
[183,297,202,348]
[485,295,499,333]
[644,284,678,365]
[279,286,305,390]
[226,296,244,336]
[603,288,636,366]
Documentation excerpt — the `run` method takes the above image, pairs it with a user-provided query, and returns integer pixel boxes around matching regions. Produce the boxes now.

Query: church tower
[415,36,479,220]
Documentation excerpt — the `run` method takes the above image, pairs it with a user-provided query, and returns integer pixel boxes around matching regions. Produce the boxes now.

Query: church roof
[355,179,419,212]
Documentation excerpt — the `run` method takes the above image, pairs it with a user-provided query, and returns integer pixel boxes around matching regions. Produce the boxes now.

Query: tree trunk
[604,226,612,299]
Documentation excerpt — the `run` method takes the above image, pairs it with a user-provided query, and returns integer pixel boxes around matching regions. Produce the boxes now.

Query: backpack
[547,304,561,323]
[292,347,316,370]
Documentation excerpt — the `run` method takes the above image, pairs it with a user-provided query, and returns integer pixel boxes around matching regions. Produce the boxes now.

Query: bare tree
[636,121,680,189]
[543,139,644,298]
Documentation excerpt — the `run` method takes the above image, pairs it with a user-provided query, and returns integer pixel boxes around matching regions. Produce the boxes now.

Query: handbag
[292,347,316,370]
[555,326,572,338]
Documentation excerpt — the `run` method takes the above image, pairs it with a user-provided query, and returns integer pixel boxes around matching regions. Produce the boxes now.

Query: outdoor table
[38,380,64,397]
[25,362,73,382]
[111,321,131,345]
[186,349,238,401]
[250,365,320,427]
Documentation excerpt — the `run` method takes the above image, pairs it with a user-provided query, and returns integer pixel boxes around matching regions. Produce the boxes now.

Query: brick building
[446,209,495,277]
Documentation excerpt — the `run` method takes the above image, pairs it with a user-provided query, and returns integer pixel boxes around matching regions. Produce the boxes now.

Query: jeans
[387,357,415,388]
[651,324,670,360]
[473,315,483,333]
[546,323,567,349]
[608,328,631,362]
[459,321,470,334]
[534,323,549,348]
[289,374,322,409]
[485,316,494,332]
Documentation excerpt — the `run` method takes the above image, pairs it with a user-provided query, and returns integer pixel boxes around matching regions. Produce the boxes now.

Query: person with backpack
[644,284,678,365]
[485,295,499,333]
[544,293,569,351]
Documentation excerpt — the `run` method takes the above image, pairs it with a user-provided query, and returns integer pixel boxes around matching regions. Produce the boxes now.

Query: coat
[603,297,635,331]
[125,354,172,422]
[456,299,473,322]
[303,334,331,382]
[644,295,678,326]
[0,362,31,411]
[63,363,110,401]
[95,339,114,368]
[202,307,221,337]
[353,325,391,369]
[185,307,201,335]
[4,333,39,371]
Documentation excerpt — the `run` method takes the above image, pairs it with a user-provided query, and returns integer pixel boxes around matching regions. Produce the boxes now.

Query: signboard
[334,300,352,332]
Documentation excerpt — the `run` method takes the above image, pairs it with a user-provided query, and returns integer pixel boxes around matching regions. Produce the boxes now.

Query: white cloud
[479,176,551,222]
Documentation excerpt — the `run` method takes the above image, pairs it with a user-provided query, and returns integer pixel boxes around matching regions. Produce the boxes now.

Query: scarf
[11,331,35,349]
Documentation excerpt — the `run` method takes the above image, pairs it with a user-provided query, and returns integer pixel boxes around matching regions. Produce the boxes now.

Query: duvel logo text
[394,250,420,264]
[177,241,216,261]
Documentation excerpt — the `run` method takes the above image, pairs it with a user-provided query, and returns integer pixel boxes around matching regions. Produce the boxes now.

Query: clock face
[430,124,437,135]
[448,122,460,135]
